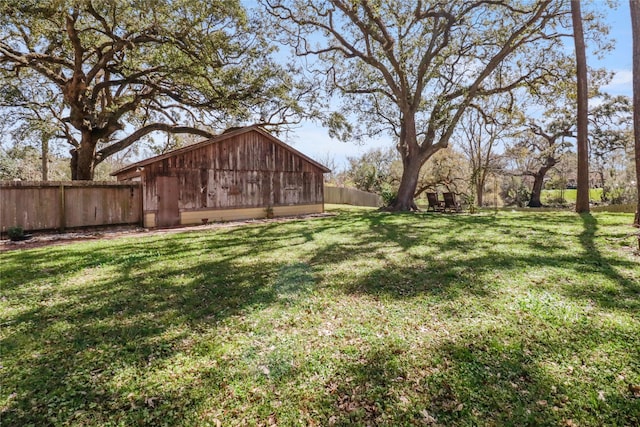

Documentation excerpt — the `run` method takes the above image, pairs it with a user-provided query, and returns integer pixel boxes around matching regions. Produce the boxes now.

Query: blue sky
[595,2,633,95]
[280,2,634,171]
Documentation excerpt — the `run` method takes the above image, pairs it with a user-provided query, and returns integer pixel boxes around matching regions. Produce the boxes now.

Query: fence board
[1,181,142,233]
[324,185,382,207]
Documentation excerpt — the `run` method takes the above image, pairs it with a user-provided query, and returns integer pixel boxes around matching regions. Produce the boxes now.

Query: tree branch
[96,124,216,163]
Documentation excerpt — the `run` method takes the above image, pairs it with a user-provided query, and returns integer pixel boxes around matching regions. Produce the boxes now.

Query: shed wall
[139,132,325,224]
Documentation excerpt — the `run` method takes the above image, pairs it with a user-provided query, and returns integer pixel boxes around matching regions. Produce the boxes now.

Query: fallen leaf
[420,409,437,424]
[326,382,338,394]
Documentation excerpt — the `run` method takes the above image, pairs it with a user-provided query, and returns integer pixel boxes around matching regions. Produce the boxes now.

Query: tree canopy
[0,0,291,179]
[264,0,576,210]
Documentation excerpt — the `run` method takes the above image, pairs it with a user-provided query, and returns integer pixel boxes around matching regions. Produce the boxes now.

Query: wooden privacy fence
[324,185,382,207]
[1,181,142,233]
[0,181,377,234]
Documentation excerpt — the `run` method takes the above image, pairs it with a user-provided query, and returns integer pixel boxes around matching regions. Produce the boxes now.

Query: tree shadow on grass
[271,324,637,425]
[0,229,325,425]
[306,318,639,426]
[571,213,640,310]
[1,209,638,425]
[325,210,638,312]
[337,245,639,314]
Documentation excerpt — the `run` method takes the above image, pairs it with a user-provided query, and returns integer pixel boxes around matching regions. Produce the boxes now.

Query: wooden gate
[157,176,180,227]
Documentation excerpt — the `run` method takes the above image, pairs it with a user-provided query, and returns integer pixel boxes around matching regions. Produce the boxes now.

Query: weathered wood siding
[1,181,142,233]
[140,131,325,213]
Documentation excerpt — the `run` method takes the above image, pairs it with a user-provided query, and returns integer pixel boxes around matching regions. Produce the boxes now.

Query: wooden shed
[112,126,330,228]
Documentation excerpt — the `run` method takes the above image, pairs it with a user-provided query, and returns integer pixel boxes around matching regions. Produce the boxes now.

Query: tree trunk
[390,155,422,211]
[572,0,590,213]
[41,137,48,181]
[476,168,489,208]
[528,154,557,208]
[70,131,98,180]
[528,172,546,207]
[387,113,426,211]
[476,180,484,207]
[631,0,640,227]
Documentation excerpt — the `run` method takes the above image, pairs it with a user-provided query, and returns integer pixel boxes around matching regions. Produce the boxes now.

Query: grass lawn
[542,189,603,204]
[1,206,639,426]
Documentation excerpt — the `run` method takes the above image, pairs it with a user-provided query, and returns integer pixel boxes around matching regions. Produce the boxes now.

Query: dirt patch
[0,212,335,252]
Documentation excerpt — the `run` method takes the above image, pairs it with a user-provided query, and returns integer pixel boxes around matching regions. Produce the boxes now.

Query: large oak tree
[508,121,573,207]
[0,0,288,180]
[513,91,630,208]
[264,0,573,210]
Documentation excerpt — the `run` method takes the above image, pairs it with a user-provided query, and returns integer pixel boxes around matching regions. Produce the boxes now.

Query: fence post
[59,183,66,231]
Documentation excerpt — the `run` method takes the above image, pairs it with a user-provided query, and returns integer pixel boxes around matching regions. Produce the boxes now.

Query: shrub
[602,184,637,205]
[543,193,568,207]
[7,226,24,241]
[380,184,397,207]
[502,178,530,207]
[265,205,274,219]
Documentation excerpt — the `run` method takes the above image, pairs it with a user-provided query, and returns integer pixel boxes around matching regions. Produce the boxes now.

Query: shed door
[157,176,180,227]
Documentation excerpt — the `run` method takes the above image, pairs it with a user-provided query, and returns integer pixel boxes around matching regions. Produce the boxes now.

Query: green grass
[1,206,639,426]
[542,188,603,204]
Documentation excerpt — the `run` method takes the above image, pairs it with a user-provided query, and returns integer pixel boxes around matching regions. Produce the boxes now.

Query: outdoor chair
[426,192,445,212]
[443,192,462,213]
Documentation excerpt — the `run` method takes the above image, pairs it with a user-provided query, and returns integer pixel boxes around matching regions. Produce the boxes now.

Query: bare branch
[97,124,216,163]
